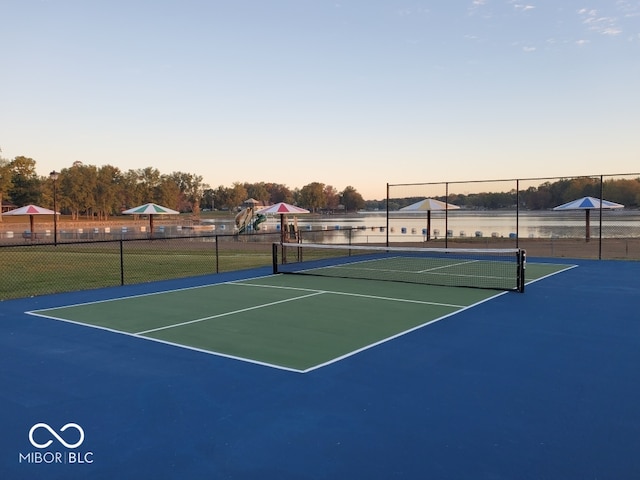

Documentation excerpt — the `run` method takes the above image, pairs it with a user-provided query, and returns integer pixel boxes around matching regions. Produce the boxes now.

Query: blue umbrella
[553,196,624,241]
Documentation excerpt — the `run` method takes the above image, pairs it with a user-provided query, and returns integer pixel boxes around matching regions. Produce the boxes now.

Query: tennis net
[273,243,526,292]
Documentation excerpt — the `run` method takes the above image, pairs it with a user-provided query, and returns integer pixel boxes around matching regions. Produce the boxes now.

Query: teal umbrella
[122,203,179,236]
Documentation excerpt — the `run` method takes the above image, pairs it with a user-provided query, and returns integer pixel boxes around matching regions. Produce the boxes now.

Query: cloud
[616,0,640,18]
[468,0,489,16]
[578,8,623,36]
[513,4,536,12]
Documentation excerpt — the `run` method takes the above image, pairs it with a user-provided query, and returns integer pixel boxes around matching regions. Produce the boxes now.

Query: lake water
[248,210,640,242]
[4,209,637,243]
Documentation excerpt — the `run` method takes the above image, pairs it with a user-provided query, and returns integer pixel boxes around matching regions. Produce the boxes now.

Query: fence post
[385,183,390,247]
[445,182,449,249]
[215,235,219,274]
[516,179,520,248]
[272,243,278,274]
[120,239,125,286]
[599,175,603,260]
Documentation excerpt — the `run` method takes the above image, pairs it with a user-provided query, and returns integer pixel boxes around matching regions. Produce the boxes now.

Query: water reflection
[285,210,640,242]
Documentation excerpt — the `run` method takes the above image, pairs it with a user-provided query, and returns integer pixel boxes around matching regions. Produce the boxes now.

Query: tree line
[2,155,637,219]
[365,176,640,211]
[0,155,366,221]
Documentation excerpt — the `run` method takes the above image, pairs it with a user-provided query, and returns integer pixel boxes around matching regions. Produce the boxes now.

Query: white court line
[24,264,576,374]
[135,291,325,335]
[26,273,278,313]
[301,290,510,373]
[326,258,511,281]
[416,259,479,273]
[230,281,466,309]
[27,310,306,373]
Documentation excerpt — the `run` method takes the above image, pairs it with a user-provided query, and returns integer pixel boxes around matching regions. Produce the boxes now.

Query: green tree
[60,163,98,219]
[0,156,14,222]
[135,167,163,203]
[170,171,204,213]
[244,182,270,205]
[564,177,599,202]
[603,178,640,207]
[340,185,365,212]
[323,185,339,211]
[201,187,216,211]
[226,182,248,210]
[156,176,182,210]
[299,182,325,212]
[120,170,143,210]
[9,156,41,206]
[95,165,123,219]
[264,183,293,204]
[212,185,231,210]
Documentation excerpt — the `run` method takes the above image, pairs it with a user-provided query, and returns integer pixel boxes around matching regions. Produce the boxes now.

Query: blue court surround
[1,260,639,479]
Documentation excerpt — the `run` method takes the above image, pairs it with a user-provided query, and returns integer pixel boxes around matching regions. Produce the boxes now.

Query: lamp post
[49,170,59,245]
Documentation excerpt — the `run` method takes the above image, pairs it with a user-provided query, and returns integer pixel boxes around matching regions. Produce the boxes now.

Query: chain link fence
[0,229,371,300]
[3,174,639,299]
[387,173,640,260]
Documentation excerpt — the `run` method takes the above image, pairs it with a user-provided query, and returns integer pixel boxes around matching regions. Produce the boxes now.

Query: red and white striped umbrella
[256,202,310,215]
[4,204,59,234]
[256,203,309,243]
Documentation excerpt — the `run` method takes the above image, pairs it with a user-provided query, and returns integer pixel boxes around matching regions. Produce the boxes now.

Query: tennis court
[4,251,640,480]
[27,249,570,373]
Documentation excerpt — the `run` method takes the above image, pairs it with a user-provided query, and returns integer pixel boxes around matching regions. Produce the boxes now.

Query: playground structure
[236,201,308,243]
[234,207,267,234]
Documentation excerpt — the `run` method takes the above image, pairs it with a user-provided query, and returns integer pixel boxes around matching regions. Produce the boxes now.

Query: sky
[1,1,639,200]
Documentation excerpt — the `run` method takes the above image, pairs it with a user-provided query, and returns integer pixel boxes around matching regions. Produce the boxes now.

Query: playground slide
[235,208,252,233]
[235,209,267,234]
[253,213,266,230]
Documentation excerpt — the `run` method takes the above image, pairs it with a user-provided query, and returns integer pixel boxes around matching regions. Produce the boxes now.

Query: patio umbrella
[256,202,310,243]
[3,204,58,237]
[553,196,624,242]
[399,198,460,241]
[122,203,179,236]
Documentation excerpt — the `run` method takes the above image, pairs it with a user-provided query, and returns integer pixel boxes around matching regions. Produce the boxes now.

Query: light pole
[49,170,59,245]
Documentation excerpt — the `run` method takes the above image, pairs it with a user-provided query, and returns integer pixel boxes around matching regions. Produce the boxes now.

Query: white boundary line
[525,263,578,285]
[136,291,325,335]
[25,279,465,374]
[26,310,306,373]
[299,263,579,373]
[24,263,577,374]
[231,282,466,309]
[301,291,510,373]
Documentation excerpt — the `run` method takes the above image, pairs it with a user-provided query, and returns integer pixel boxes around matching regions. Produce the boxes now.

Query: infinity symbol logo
[29,423,85,449]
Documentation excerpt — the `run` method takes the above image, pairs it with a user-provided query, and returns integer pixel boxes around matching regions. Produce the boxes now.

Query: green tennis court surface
[28,262,573,373]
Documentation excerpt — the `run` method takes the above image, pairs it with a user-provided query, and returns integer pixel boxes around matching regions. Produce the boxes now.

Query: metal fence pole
[215,235,219,274]
[120,239,125,285]
[516,179,520,249]
[386,183,390,247]
[599,175,603,260]
[445,182,449,248]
